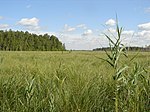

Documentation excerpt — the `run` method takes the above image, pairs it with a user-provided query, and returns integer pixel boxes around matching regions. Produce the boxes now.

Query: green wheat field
[0,51,150,112]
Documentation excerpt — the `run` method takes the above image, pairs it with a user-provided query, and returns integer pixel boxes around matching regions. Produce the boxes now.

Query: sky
[0,0,150,50]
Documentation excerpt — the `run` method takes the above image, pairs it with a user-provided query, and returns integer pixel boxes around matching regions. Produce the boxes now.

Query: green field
[0,51,150,112]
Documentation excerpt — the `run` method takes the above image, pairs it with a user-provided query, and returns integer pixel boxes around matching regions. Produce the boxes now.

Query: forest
[0,30,65,51]
[93,46,150,51]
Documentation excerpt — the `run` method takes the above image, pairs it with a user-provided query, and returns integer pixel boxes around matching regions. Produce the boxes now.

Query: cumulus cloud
[61,23,149,50]
[76,24,87,29]
[0,24,9,29]
[36,31,58,37]
[59,26,149,50]
[67,27,76,32]
[122,30,134,35]
[63,24,89,33]
[101,25,148,47]
[105,19,116,26]
[15,17,150,50]
[138,22,150,30]
[63,24,76,32]
[18,17,40,31]
[135,30,150,39]
[82,29,93,36]
[18,17,39,26]
[136,22,150,45]
[60,33,103,50]
[109,28,116,33]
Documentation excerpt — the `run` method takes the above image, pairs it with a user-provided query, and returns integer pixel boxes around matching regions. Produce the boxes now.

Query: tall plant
[102,18,128,112]
[100,18,149,112]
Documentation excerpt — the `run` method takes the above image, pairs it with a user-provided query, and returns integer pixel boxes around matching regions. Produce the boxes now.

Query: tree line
[93,46,150,52]
[0,30,65,51]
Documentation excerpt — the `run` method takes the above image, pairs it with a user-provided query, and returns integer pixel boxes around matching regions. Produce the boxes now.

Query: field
[0,51,150,112]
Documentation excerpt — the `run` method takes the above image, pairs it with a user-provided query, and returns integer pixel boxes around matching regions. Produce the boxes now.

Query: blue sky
[0,0,150,50]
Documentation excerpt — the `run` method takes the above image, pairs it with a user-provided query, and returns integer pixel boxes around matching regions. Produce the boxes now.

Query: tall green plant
[100,18,150,112]
[102,19,128,112]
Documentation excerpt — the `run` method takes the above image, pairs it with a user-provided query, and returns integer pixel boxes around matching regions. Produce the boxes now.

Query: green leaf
[104,33,115,45]
[114,66,128,80]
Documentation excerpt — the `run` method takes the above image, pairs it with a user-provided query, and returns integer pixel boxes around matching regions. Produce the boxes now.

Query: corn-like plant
[100,18,150,112]
[99,18,128,112]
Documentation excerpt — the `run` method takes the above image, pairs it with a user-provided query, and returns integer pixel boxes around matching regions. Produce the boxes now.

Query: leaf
[95,56,114,67]
[103,48,113,60]
[103,33,115,45]
[129,51,139,62]
[114,66,128,80]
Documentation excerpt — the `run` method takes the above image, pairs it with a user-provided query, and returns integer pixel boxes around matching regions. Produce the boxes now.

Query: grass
[0,51,150,112]
[0,20,150,112]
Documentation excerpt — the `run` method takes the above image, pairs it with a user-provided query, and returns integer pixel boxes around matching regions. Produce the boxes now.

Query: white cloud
[57,26,149,50]
[59,33,103,50]
[63,24,76,32]
[61,24,149,50]
[18,17,39,26]
[76,24,85,28]
[76,24,87,29]
[101,25,149,47]
[14,17,150,50]
[67,27,76,32]
[122,30,134,35]
[63,24,89,33]
[35,31,57,36]
[27,26,40,31]
[0,24,9,29]
[138,22,150,30]
[18,17,40,31]
[82,29,93,36]
[102,28,116,38]
[105,19,116,26]
[135,30,150,39]
[109,28,116,33]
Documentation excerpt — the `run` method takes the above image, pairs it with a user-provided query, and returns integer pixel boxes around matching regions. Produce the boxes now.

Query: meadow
[0,51,150,112]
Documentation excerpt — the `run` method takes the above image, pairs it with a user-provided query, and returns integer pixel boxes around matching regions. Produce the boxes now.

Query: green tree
[0,30,65,51]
